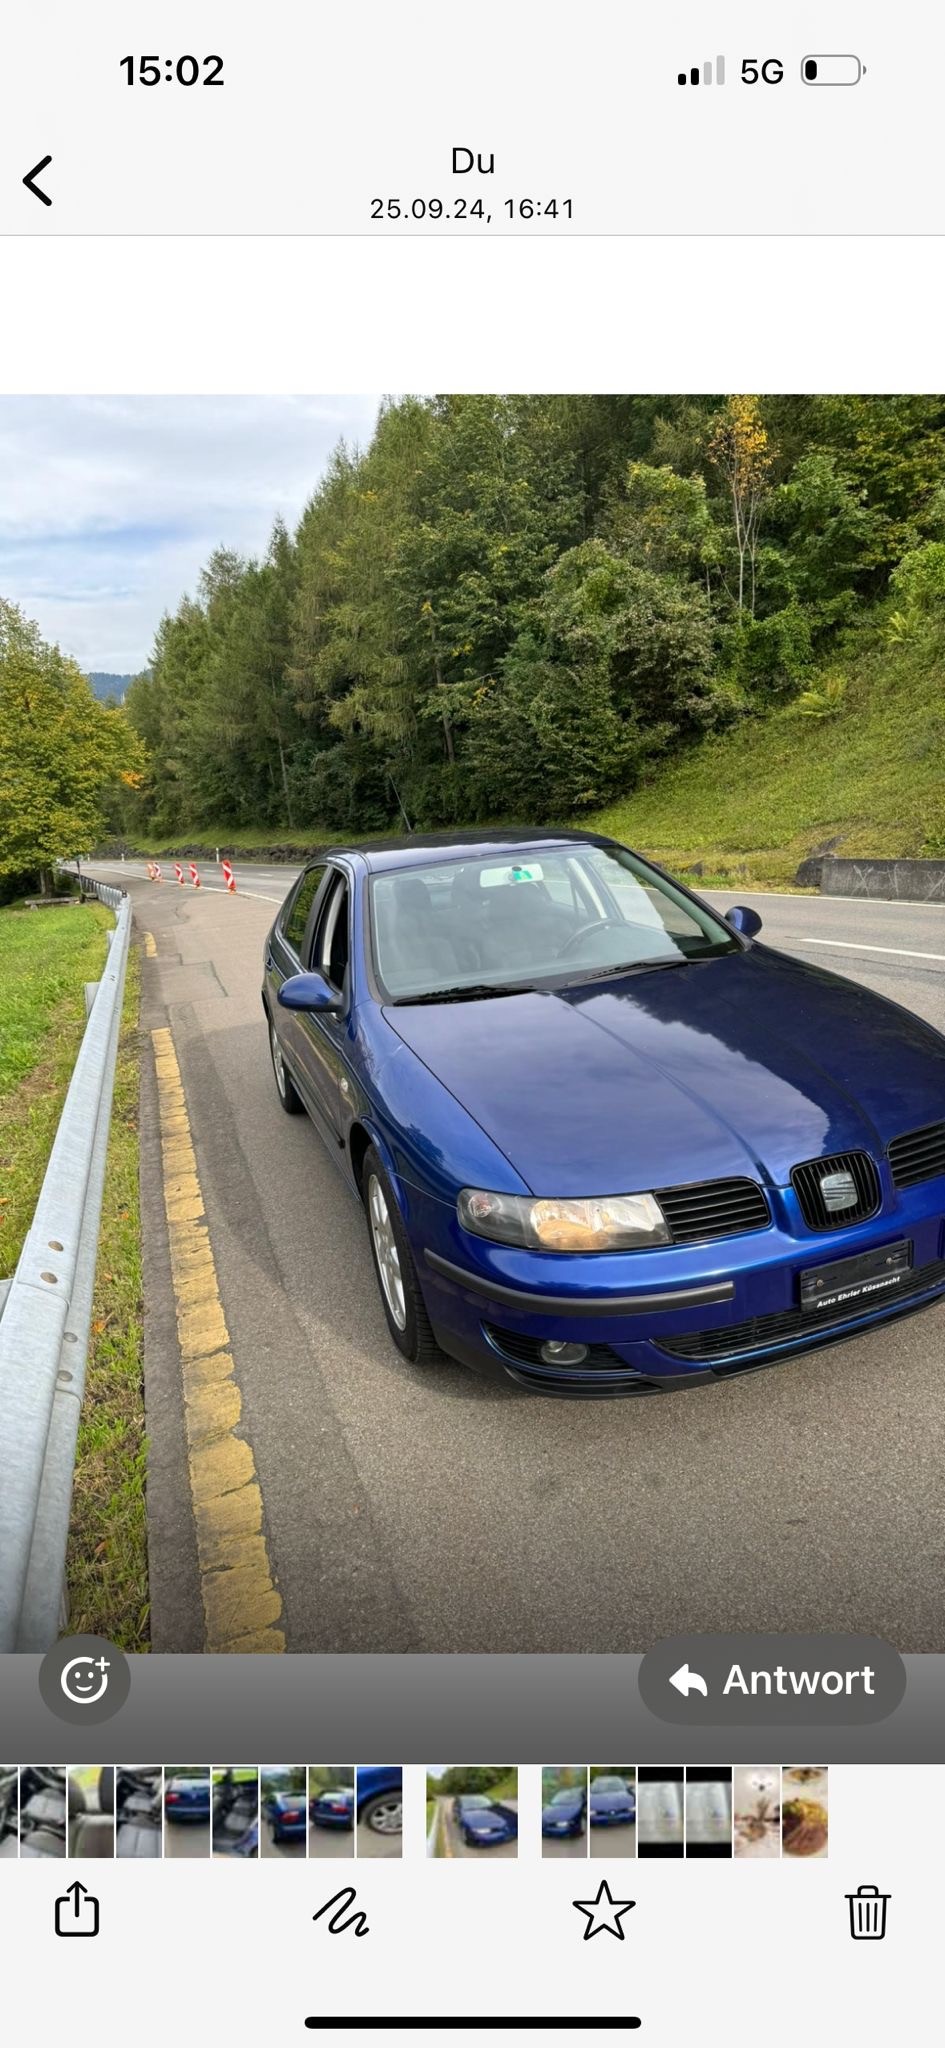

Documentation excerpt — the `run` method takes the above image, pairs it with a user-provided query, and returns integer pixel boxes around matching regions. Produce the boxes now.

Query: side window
[281,864,326,956]
[314,875,350,992]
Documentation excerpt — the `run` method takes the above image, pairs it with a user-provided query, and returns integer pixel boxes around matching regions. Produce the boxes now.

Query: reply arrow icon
[669,1662,708,1699]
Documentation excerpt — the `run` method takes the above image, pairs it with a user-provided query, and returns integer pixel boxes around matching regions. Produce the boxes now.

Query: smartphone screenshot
[0,5,941,2043]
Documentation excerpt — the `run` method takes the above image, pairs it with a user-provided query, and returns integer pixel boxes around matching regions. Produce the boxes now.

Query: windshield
[462,1796,491,1809]
[550,1789,579,1805]
[592,1777,627,1793]
[369,844,738,1002]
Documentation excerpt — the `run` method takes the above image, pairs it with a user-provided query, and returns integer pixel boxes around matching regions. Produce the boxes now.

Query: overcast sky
[0,395,383,674]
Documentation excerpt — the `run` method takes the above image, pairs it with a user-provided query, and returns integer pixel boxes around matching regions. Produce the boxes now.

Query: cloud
[0,395,382,672]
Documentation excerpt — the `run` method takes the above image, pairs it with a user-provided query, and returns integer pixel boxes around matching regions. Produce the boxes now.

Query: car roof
[321,828,620,876]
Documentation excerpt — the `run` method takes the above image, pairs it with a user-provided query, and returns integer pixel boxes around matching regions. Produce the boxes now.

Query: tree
[0,599,142,892]
[708,396,775,615]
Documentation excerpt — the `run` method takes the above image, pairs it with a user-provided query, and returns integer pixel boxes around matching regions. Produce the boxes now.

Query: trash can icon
[846,1884,890,1940]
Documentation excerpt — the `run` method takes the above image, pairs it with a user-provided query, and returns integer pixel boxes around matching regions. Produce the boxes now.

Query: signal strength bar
[677,57,726,85]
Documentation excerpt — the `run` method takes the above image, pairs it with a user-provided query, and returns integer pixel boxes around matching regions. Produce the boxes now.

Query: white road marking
[789,935,945,964]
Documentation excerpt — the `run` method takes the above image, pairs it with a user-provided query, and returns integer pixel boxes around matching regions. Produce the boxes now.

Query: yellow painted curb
[151,1024,285,1652]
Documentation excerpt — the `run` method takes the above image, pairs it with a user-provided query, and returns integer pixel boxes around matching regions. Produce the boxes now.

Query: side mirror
[277,971,342,1013]
[726,905,763,939]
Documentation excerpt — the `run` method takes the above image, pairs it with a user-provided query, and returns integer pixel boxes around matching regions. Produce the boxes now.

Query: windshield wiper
[564,955,688,987]
[392,981,537,1006]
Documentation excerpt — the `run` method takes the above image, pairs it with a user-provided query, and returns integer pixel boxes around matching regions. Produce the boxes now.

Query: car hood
[385,948,945,1195]
[592,1791,631,1810]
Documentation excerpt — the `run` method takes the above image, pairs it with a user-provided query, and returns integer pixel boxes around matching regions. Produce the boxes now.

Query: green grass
[130,823,324,856]
[0,901,148,1647]
[0,901,112,1269]
[587,629,945,890]
[485,1770,518,1803]
[65,942,148,1649]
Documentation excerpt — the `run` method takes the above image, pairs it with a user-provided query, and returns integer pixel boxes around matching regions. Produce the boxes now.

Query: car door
[292,866,355,1148]
[267,862,329,1101]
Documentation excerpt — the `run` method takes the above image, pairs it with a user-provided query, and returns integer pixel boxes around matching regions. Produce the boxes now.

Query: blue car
[164,1772,211,1823]
[263,831,945,1397]
[455,1796,518,1848]
[265,1790,309,1842]
[589,1775,636,1826]
[309,1785,355,1830]
[542,1785,587,1838]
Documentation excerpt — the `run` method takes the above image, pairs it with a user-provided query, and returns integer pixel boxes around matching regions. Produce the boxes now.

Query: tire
[269,1016,304,1115]
[360,1790,403,1836]
[361,1144,440,1367]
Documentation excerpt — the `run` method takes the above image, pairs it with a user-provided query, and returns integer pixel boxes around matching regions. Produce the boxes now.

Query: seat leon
[263,831,945,1397]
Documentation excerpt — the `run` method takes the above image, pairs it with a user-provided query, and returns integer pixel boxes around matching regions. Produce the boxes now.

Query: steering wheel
[556,917,628,958]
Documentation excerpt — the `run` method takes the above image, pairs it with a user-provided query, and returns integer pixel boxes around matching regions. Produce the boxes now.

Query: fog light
[540,1339,588,1366]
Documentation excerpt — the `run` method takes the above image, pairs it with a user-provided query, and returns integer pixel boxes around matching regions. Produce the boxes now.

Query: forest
[118,393,945,844]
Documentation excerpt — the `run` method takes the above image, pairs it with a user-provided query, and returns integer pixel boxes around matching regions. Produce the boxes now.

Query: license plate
[800,1239,912,1314]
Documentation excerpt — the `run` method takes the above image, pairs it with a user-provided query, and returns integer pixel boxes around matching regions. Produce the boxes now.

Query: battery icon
[801,55,864,85]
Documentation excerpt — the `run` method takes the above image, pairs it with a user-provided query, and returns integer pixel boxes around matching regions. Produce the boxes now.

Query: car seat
[387,875,458,983]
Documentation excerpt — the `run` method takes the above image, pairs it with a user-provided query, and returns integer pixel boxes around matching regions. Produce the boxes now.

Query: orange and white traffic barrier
[189,861,201,888]
[146,861,157,881]
[221,858,236,894]
[153,861,163,883]
[174,862,184,885]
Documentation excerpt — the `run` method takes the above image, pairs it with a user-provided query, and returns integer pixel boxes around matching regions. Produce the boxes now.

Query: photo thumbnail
[212,1769,259,1857]
[427,1768,518,1858]
[781,1767,828,1859]
[733,1766,781,1860]
[356,1768,403,1858]
[162,1767,211,1858]
[637,1769,683,1859]
[541,1767,588,1857]
[260,1767,308,1858]
[308,1767,355,1859]
[589,1768,637,1858]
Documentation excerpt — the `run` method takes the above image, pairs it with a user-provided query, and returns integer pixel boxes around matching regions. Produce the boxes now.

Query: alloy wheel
[367,1796,402,1835]
[368,1174,407,1330]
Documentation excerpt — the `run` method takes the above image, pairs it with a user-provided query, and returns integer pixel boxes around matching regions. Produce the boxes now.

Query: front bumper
[412,1178,945,1397]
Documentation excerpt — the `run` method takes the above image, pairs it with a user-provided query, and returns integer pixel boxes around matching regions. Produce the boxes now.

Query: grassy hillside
[588,628,945,889]
[113,617,945,894]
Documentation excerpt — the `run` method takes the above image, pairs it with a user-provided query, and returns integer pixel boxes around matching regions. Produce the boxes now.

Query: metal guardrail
[0,878,131,1649]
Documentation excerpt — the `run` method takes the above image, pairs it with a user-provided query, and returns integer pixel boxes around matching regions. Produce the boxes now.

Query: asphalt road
[261,1825,306,1859]
[357,1814,402,1858]
[164,1819,210,1858]
[309,1824,354,1860]
[87,860,945,1654]
[542,1827,587,1859]
[589,1822,636,1859]
[436,1797,518,1859]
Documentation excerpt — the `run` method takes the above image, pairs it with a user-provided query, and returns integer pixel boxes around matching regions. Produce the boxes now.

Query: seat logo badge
[820,1169,858,1212]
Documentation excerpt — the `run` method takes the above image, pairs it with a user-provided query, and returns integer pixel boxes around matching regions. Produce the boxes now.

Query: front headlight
[457,1188,671,1252]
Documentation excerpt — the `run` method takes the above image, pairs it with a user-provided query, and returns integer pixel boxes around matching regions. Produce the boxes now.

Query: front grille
[888,1120,945,1189]
[791,1150,880,1230]
[655,1176,770,1244]
[655,1255,945,1365]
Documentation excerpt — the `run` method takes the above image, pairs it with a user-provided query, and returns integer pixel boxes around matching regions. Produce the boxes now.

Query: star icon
[573,1878,636,1941]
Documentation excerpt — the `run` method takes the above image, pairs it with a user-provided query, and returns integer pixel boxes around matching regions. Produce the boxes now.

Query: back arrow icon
[24,156,53,206]
[669,1661,709,1698]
